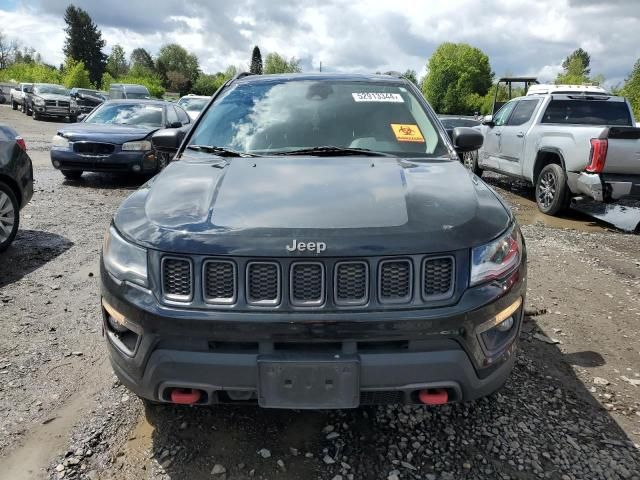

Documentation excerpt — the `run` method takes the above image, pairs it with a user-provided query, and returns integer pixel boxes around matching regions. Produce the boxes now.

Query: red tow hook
[170,388,202,405]
[419,388,449,405]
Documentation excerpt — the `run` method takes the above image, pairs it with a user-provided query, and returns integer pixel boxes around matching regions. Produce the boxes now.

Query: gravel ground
[0,105,639,480]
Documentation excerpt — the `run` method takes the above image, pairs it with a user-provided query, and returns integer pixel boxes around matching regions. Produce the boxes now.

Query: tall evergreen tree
[562,48,591,76]
[130,47,155,72]
[63,4,107,86]
[106,44,128,78]
[250,45,263,74]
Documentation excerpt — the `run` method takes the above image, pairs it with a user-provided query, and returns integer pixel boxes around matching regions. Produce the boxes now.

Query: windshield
[85,103,164,127]
[179,97,208,112]
[35,84,69,96]
[125,91,150,99]
[440,118,480,128]
[189,80,447,157]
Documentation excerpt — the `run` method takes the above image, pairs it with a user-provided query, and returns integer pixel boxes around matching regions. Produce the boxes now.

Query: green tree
[130,47,155,72]
[156,44,199,93]
[106,44,128,78]
[62,58,92,88]
[100,71,114,90]
[63,4,107,86]
[562,48,590,76]
[263,53,301,74]
[250,45,263,74]
[621,58,640,120]
[555,56,590,85]
[192,72,227,95]
[402,69,417,85]
[421,42,493,115]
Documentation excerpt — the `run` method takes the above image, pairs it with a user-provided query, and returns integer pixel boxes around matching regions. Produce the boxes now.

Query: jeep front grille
[158,254,456,308]
[203,260,236,304]
[423,257,454,300]
[379,259,412,303]
[335,261,368,305]
[290,262,324,306]
[162,257,192,301]
[247,262,280,305]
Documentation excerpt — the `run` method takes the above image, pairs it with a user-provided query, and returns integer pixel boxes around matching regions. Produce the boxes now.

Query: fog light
[53,160,61,168]
[102,298,128,333]
[477,297,522,334]
[496,316,514,332]
[132,164,142,172]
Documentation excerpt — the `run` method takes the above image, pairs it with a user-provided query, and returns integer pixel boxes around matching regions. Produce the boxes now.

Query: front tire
[0,181,19,252]
[462,150,483,177]
[11,99,17,110]
[32,110,39,120]
[535,164,570,215]
[61,170,83,180]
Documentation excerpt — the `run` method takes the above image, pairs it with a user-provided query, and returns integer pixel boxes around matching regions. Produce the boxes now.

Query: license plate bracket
[257,356,360,409]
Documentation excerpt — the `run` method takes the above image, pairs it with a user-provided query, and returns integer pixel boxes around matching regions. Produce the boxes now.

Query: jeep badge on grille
[286,239,327,254]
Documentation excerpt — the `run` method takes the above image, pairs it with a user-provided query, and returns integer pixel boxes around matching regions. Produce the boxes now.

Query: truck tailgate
[603,127,640,174]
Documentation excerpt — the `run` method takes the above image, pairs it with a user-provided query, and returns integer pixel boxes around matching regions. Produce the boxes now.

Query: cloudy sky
[0,0,638,87]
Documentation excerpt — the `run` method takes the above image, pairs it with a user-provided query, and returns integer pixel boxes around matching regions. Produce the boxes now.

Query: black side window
[507,100,539,126]
[175,106,190,124]
[166,106,179,125]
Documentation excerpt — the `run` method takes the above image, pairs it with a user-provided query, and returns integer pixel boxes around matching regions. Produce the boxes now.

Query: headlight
[34,97,45,106]
[122,140,152,151]
[51,135,69,149]
[103,225,148,287]
[470,224,522,286]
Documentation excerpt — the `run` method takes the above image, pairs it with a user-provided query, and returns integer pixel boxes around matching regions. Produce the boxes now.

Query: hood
[36,93,70,102]
[114,154,512,256]
[57,123,156,144]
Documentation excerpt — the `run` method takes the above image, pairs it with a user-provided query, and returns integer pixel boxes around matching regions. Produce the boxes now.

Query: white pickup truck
[10,83,32,112]
[470,87,640,215]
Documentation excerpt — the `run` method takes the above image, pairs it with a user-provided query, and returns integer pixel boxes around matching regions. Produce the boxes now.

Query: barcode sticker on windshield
[352,92,404,103]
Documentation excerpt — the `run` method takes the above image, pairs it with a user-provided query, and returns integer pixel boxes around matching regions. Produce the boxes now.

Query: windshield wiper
[270,146,394,157]
[187,145,258,157]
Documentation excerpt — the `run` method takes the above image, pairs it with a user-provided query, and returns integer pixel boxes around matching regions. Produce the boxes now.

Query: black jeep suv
[100,73,526,409]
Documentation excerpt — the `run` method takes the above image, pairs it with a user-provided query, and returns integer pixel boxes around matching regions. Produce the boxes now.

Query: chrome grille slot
[290,262,325,306]
[162,257,193,301]
[203,260,236,304]
[379,259,412,303]
[423,256,455,300]
[335,261,368,306]
[246,262,280,305]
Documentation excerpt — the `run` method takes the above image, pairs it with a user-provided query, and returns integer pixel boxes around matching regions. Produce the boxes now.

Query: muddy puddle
[485,174,640,233]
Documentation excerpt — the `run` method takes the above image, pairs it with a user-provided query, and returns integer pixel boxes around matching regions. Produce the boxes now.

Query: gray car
[24,83,74,121]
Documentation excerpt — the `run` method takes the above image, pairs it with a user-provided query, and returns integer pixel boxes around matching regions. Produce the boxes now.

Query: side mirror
[152,128,185,152]
[452,127,483,152]
[482,115,495,127]
[168,121,182,129]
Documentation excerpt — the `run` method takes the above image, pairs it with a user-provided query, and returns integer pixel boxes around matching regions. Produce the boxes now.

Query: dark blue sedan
[50,99,190,179]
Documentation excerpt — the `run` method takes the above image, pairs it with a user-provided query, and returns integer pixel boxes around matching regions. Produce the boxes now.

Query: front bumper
[100,259,527,408]
[33,105,70,118]
[51,148,158,173]
[568,171,640,202]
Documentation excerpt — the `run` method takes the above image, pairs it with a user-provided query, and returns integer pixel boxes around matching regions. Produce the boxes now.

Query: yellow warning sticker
[390,124,425,143]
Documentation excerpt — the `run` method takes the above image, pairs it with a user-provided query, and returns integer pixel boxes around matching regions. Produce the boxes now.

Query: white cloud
[0,0,638,85]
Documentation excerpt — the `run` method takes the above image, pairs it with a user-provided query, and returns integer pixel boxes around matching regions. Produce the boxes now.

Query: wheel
[0,181,19,252]
[462,150,483,177]
[61,170,83,180]
[11,99,17,110]
[535,164,570,215]
[26,104,32,116]
[32,110,39,120]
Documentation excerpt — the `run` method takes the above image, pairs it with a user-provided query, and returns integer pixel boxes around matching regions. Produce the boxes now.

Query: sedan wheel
[0,182,19,252]
[462,150,483,177]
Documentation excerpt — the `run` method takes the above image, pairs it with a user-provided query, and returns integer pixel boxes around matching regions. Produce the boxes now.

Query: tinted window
[85,103,164,128]
[109,88,123,100]
[175,106,190,124]
[493,101,516,126]
[541,100,632,126]
[507,100,539,126]
[167,106,179,125]
[190,80,448,158]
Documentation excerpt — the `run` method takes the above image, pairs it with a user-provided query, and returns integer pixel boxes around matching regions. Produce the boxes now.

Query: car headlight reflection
[103,225,148,287]
[470,224,523,286]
